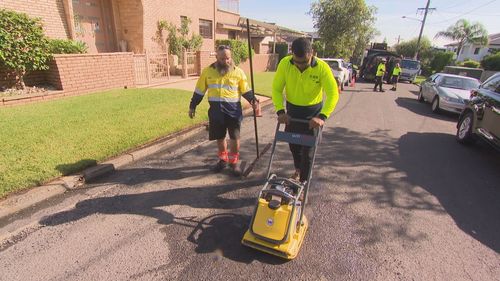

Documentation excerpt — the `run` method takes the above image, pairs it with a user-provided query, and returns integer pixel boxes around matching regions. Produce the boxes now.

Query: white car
[321,58,349,90]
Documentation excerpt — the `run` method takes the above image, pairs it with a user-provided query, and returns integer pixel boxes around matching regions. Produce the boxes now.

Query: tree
[481,52,500,71]
[429,51,455,73]
[434,19,488,57]
[395,37,432,60]
[0,9,51,89]
[157,17,202,58]
[312,40,325,57]
[310,0,377,59]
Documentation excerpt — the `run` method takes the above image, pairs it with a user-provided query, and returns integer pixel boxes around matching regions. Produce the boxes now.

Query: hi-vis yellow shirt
[272,56,339,119]
[190,64,253,120]
[376,63,386,77]
[392,66,401,76]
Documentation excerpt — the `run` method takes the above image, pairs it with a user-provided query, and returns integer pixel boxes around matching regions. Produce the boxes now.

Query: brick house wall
[0,0,70,39]
[216,9,241,40]
[111,0,144,53]
[142,0,216,54]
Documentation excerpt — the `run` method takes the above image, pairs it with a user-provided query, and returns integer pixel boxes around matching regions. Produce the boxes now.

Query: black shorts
[208,115,241,140]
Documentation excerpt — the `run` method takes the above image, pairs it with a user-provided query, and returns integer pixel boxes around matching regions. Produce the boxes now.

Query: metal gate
[133,53,171,85]
[185,52,199,76]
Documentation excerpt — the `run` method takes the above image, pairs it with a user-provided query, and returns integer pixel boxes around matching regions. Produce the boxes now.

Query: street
[1,81,499,281]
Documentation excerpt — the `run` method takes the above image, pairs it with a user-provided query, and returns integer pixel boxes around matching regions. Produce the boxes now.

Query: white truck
[398,59,421,83]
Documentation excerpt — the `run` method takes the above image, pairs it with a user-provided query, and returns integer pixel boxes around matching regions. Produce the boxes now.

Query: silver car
[418,73,480,114]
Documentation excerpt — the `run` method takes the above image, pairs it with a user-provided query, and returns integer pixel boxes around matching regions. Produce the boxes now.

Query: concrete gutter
[0,96,273,220]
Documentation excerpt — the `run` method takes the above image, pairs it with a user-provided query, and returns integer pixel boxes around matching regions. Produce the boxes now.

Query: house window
[228,30,236,39]
[199,19,213,39]
[474,47,480,55]
[180,15,187,23]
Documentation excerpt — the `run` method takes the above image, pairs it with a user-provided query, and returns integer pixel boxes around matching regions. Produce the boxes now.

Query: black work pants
[285,121,314,182]
[373,76,383,91]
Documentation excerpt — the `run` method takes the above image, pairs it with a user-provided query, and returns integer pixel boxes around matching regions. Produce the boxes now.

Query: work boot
[212,160,227,173]
[229,163,242,177]
[380,89,385,92]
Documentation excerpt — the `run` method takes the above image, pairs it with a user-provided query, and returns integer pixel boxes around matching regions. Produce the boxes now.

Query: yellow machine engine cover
[252,198,297,241]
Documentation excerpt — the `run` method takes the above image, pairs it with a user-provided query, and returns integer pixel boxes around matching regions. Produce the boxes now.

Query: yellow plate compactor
[242,118,322,259]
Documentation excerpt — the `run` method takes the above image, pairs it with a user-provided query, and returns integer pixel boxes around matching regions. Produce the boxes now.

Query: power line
[439,0,470,10]
[428,0,498,24]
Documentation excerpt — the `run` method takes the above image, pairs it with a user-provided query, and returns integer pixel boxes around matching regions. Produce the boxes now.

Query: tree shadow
[313,126,500,252]
[40,180,261,227]
[395,97,458,121]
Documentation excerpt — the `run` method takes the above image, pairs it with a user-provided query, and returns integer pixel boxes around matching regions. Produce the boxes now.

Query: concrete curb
[0,96,274,220]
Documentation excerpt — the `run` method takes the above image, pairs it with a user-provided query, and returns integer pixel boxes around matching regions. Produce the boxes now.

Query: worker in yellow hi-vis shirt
[373,58,387,92]
[272,38,339,182]
[189,45,257,176]
[391,62,402,91]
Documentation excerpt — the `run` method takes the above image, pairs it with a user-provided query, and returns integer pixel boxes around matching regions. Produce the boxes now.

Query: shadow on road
[395,97,458,121]
[314,126,499,253]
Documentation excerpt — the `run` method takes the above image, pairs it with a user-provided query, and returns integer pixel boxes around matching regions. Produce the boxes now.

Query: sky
[239,0,500,47]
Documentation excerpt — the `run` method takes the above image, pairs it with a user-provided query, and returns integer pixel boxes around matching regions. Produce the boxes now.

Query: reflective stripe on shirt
[208,96,240,102]
[207,84,239,91]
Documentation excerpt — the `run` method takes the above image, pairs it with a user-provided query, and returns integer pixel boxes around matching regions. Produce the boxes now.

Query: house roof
[444,33,500,47]
[238,17,306,37]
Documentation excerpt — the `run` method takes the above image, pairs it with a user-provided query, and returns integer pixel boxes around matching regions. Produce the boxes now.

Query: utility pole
[397,35,401,44]
[414,0,435,60]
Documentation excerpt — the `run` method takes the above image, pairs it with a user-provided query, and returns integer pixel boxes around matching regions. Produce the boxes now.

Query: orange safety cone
[254,99,262,117]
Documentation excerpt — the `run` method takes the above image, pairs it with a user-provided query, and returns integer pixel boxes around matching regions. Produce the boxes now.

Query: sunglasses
[217,45,231,51]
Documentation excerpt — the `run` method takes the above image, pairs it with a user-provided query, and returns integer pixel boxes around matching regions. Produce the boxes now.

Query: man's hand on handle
[277,113,290,125]
[251,98,259,110]
[309,117,324,129]
[188,108,196,119]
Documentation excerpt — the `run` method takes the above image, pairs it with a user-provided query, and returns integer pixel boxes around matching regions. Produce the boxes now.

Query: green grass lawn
[0,72,275,197]
[252,71,275,97]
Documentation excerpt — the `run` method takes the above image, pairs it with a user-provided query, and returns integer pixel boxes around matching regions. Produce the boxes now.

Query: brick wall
[47,53,135,93]
[112,0,143,53]
[142,0,216,53]
[0,0,69,39]
[239,54,278,73]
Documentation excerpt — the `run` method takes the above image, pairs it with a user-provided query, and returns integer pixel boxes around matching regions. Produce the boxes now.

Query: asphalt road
[1,80,499,281]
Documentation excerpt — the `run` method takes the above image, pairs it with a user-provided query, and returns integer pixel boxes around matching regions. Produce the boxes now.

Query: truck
[398,59,421,83]
[359,44,399,82]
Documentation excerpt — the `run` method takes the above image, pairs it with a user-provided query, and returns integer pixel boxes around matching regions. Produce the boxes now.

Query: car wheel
[456,112,476,144]
[431,96,440,113]
[418,88,424,103]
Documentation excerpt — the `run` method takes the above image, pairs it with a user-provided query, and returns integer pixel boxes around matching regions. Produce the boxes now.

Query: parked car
[456,72,500,150]
[418,73,480,114]
[322,58,349,91]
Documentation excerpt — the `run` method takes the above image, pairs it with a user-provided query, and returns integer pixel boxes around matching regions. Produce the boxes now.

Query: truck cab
[399,59,421,83]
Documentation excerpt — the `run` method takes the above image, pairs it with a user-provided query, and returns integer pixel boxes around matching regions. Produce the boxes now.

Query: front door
[73,0,114,53]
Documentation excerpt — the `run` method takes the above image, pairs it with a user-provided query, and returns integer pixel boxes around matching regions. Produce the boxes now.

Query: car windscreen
[326,61,339,68]
[440,77,480,90]
[401,60,420,70]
